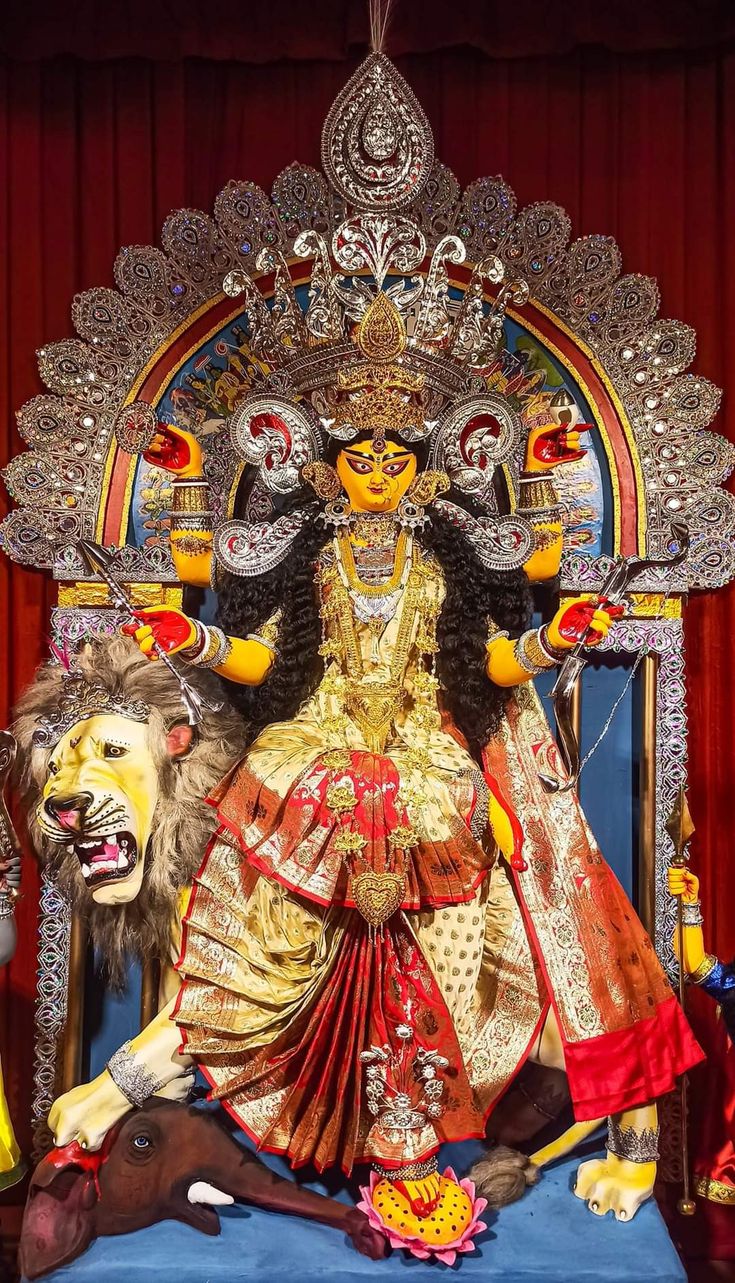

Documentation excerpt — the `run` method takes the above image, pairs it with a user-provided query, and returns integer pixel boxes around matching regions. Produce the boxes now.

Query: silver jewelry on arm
[107,1041,166,1107]
[606,1116,660,1164]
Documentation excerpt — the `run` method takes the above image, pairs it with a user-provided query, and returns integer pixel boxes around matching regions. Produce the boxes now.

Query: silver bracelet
[677,898,702,928]
[606,1116,660,1164]
[245,632,278,654]
[537,624,567,664]
[170,511,214,532]
[0,893,14,920]
[107,1040,165,1107]
[182,623,232,670]
[680,899,704,927]
[515,628,559,675]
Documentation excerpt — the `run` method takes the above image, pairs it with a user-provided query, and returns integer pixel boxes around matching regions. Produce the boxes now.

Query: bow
[540,522,690,793]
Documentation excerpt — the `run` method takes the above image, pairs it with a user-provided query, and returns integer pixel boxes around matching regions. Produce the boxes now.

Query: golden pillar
[59,915,87,1094]
[638,652,659,940]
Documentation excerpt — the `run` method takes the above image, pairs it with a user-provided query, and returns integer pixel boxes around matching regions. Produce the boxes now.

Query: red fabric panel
[1,2,734,62]
[563,993,705,1121]
[0,31,733,1218]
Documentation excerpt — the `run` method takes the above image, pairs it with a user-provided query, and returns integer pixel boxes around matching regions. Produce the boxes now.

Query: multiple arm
[486,421,621,688]
[0,854,19,969]
[128,424,275,686]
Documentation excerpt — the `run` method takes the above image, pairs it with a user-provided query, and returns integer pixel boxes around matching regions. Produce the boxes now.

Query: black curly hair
[216,447,532,759]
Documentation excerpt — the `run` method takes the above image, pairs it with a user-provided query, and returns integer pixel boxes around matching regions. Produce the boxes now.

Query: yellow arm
[486,601,617,689]
[667,867,706,973]
[48,992,191,1151]
[486,635,537,687]
[148,424,214,588]
[129,608,276,687]
[517,419,593,583]
[523,521,563,583]
[170,526,213,589]
[517,470,563,584]
[213,636,275,685]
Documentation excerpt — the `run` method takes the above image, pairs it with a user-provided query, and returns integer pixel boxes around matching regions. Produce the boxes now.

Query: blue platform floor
[33,1135,686,1283]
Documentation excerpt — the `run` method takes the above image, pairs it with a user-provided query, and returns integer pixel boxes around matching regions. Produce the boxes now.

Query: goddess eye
[103,744,129,759]
[383,459,409,476]
[345,456,374,474]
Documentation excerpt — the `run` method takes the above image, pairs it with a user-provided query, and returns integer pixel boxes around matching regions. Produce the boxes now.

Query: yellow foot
[372,1174,474,1247]
[574,1153,656,1222]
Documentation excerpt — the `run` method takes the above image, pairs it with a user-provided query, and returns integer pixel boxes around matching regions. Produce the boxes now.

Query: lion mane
[12,635,248,984]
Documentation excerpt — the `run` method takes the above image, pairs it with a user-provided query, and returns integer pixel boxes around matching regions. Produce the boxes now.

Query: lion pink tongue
[91,840,118,866]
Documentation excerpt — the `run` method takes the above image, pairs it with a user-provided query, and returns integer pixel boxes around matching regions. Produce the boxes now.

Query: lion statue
[13,634,247,985]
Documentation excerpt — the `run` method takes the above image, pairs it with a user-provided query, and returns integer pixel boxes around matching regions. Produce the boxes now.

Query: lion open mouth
[67,832,139,888]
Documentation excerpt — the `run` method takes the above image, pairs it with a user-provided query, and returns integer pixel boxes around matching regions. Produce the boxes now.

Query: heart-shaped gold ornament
[351,870,406,926]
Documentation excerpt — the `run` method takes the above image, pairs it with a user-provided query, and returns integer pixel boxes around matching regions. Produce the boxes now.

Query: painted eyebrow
[344,450,412,461]
[91,736,134,750]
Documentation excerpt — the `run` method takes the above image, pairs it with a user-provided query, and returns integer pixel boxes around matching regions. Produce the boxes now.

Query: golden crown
[333,294,426,443]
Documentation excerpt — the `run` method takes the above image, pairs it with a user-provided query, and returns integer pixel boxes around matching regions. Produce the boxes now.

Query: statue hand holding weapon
[539,522,690,793]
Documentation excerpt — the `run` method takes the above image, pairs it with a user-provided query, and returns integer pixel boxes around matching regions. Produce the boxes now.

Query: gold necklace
[352,512,399,548]
[336,527,410,597]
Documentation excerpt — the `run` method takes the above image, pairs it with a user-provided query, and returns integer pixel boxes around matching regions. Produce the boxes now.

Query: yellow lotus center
[372,1175,473,1246]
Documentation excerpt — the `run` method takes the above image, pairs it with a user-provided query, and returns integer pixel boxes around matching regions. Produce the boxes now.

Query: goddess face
[336,437,417,512]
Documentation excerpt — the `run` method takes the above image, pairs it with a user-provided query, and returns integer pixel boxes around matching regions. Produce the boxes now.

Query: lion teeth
[81,863,91,878]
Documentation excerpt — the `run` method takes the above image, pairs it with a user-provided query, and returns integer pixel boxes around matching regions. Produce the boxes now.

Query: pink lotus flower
[357,1166,488,1265]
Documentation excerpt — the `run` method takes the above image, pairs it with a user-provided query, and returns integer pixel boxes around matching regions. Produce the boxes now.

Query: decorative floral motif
[357,1167,487,1263]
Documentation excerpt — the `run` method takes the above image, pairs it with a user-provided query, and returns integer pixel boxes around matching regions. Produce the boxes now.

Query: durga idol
[50,292,701,1258]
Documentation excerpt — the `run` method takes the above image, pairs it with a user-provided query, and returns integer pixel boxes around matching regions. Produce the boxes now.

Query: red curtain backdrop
[1,3,734,1181]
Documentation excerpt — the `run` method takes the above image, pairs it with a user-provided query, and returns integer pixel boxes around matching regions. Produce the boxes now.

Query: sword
[77,539,223,727]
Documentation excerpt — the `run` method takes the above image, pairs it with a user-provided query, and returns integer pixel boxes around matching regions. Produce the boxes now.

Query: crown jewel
[334,296,426,444]
[321,52,434,212]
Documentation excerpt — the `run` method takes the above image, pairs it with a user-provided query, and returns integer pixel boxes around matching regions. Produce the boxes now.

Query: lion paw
[574,1153,656,1222]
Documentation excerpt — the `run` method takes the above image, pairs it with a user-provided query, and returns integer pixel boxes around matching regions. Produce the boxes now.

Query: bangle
[245,610,282,655]
[170,512,214,532]
[515,628,560,675]
[172,477,212,514]
[517,472,562,517]
[487,618,510,645]
[198,626,232,670]
[680,899,704,927]
[181,623,232,669]
[537,624,567,663]
[688,953,718,985]
[107,1041,165,1108]
[606,1116,660,1164]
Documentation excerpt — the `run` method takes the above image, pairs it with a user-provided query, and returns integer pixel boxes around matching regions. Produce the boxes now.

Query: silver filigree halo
[0,50,732,591]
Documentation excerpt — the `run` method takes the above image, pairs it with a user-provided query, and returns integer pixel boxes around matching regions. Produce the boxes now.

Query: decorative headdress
[333,294,426,448]
[153,52,532,577]
[32,675,150,749]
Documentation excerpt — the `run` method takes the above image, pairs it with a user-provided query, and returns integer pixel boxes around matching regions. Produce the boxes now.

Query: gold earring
[302,461,342,502]
[406,469,451,507]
